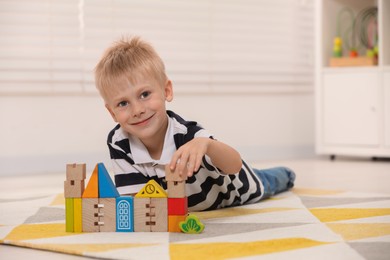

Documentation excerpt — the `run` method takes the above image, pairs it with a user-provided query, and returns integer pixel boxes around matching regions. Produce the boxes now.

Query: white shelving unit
[315,0,390,159]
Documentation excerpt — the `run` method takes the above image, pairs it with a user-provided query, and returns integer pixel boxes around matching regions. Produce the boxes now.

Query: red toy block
[168,197,188,215]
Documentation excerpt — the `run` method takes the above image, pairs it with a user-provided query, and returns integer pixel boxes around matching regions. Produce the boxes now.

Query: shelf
[329,56,378,67]
[315,0,390,158]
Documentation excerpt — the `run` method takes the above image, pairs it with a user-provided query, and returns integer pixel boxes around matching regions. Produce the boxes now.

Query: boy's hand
[169,137,211,177]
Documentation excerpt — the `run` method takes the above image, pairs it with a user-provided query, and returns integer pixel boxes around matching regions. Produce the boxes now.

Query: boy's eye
[140,91,151,99]
[117,101,128,107]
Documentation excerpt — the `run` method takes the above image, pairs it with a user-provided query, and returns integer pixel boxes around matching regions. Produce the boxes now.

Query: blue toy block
[97,163,120,198]
[116,196,134,232]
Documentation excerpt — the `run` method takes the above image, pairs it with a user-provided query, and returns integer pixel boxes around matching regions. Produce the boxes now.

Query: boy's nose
[132,101,145,117]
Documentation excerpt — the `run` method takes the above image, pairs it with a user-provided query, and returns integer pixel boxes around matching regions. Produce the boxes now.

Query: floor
[0,157,389,259]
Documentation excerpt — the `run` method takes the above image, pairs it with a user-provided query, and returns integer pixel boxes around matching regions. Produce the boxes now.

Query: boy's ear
[105,104,118,122]
[164,80,173,102]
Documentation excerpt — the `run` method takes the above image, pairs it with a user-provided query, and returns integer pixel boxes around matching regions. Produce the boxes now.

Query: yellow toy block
[73,198,82,232]
[135,179,167,198]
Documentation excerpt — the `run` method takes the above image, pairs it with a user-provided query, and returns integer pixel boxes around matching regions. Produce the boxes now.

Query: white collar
[128,116,176,165]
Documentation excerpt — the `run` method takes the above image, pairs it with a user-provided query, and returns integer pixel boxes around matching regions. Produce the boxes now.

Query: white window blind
[0,0,313,95]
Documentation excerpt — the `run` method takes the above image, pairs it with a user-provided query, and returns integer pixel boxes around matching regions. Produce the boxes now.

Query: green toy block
[65,198,74,232]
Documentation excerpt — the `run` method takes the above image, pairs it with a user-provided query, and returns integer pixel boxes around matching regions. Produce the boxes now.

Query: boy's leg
[253,167,296,199]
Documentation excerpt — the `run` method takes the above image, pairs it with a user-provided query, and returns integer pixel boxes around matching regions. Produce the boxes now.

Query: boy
[94,36,295,211]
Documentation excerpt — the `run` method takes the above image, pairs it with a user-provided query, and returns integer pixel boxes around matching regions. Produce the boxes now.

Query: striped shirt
[107,110,264,211]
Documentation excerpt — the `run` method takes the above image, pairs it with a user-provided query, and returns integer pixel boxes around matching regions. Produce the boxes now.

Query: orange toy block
[167,181,186,198]
[168,215,187,232]
[168,197,188,215]
[66,163,86,180]
[165,165,187,181]
[64,180,85,198]
[82,164,99,198]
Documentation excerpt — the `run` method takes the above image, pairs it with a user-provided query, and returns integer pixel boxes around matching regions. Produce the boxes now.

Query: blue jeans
[253,167,296,199]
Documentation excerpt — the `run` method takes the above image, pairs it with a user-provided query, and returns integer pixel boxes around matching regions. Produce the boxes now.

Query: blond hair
[94,36,167,99]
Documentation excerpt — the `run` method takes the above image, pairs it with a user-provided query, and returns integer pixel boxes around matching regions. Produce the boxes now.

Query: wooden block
[168,197,188,215]
[116,197,134,232]
[168,215,187,232]
[150,198,167,232]
[134,198,152,232]
[135,179,167,198]
[167,181,186,198]
[329,56,378,67]
[65,198,74,232]
[82,164,99,198]
[73,198,82,232]
[98,198,116,232]
[165,165,187,181]
[66,163,86,180]
[97,163,120,198]
[82,198,99,232]
[64,180,85,198]
[179,214,205,234]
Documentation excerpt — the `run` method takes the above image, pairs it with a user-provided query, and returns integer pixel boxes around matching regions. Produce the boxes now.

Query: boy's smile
[131,114,154,126]
[104,76,173,155]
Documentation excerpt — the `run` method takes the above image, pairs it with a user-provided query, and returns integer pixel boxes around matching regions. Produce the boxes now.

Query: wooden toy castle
[64,163,203,233]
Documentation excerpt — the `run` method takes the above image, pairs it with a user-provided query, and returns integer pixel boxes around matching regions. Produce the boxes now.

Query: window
[0,0,314,94]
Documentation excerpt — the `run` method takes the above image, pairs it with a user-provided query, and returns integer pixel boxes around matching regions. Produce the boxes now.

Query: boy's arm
[169,137,242,177]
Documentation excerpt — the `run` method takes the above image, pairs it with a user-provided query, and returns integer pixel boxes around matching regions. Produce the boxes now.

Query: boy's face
[104,76,173,144]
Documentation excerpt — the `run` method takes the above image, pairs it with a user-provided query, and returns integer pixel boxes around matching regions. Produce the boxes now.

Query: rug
[1,188,390,259]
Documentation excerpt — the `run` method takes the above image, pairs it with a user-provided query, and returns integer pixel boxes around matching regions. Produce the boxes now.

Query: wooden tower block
[165,165,187,181]
[66,163,86,180]
[73,198,83,232]
[82,198,99,232]
[65,198,74,232]
[168,215,187,232]
[168,197,188,215]
[116,196,134,232]
[133,198,168,232]
[134,198,152,232]
[99,198,116,232]
[167,181,186,198]
[150,198,167,232]
[64,180,85,198]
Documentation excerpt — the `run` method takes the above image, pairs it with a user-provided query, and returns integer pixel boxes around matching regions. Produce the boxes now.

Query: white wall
[0,91,314,176]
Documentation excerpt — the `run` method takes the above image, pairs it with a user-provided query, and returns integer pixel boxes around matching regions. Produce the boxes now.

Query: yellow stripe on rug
[327,223,390,241]
[310,208,390,222]
[170,238,330,260]
[50,193,65,206]
[4,223,72,241]
[195,207,298,220]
